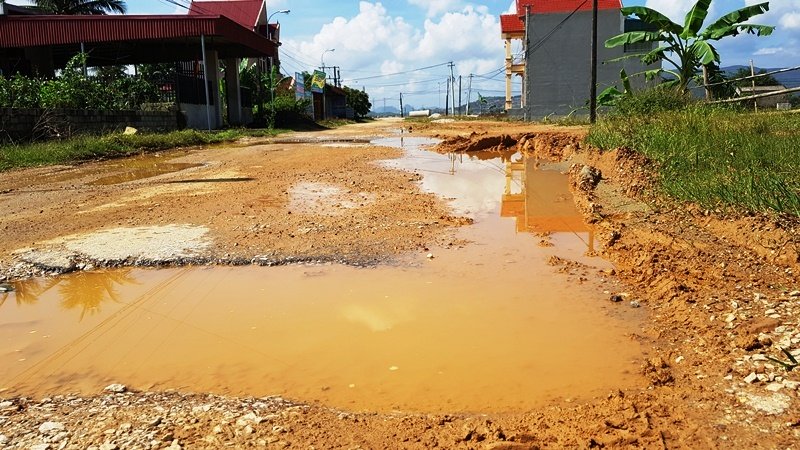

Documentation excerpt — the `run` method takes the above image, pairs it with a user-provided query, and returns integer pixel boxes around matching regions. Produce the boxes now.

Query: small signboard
[295,72,306,100]
[310,70,326,94]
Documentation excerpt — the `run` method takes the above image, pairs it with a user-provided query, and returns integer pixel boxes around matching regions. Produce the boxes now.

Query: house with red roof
[500,0,657,118]
[0,0,285,129]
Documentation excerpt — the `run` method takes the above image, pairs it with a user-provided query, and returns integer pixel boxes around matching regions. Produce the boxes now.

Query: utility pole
[448,61,456,116]
[332,66,341,87]
[466,74,473,116]
[458,76,462,115]
[589,0,598,123]
[445,77,450,116]
[399,93,404,118]
[750,59,758,112]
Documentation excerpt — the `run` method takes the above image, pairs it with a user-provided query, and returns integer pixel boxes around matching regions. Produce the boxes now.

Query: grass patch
[587,104,800,217]
[0,128,285,171]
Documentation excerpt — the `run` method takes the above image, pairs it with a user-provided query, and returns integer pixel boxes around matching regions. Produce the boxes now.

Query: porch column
[205,49,222,128]
[224,58,243,125]
[505,38,512,111]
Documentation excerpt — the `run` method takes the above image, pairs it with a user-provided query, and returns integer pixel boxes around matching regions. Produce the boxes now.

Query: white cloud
[407,0,464,18]
[284,2,504,107]
[754,46,783,55]
[780,12,800,30]
[412,6,502,63]
[643,0,696,23]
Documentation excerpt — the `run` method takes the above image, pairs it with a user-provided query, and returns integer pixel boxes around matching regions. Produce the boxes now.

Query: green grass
[0,128,285,171]
[587,106,800,217]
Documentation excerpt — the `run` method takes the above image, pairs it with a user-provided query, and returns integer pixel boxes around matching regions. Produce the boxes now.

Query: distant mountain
[721,65,800,88]
[370,105,400,116]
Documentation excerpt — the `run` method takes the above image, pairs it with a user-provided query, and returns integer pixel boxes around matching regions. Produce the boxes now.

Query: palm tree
[605,1,773,93]
[34,0,126,15]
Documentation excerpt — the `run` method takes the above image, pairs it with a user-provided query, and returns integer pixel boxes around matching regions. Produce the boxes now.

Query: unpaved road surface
[1,118,800,449]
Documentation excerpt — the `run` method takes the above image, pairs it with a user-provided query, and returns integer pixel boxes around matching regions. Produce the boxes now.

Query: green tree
[729,67,780,87]
[343,86,371,118]
[606,1,774,92]
[33,0,126,15]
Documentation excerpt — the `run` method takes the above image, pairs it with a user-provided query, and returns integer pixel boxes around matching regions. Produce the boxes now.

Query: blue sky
[8,0,799,108]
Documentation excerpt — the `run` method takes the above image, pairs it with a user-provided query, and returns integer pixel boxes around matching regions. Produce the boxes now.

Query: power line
[345,61,451,82]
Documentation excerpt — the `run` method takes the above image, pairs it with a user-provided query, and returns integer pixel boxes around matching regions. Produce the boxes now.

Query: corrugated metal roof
[0,14,275,56]
[188,0,263,30]
[516,0,621,14]
[500,14,524,34]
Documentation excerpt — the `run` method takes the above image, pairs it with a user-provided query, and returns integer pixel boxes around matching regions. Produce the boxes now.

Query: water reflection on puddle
[0,138,644,413]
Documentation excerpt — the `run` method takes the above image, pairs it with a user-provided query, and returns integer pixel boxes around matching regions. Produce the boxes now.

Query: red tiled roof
[500,14,525,34]
[188,0,263,30]
[0,14,276,57]
[516,0,621,14]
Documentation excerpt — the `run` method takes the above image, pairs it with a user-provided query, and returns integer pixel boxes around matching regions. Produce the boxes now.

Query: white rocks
[426,253,434,259]
[788,290,800,297]
[147,417,162,427]
[765,383,784,392]
[38,421,65,434]
[192,405,212,415]
[783,380,800,390]
[99,443,118,450]
[744,373,759,384]
[674,356,685,364]
[30,444,51,450]
[630,300,641,308]
[725,313,737,323]
[737,392,792,415]
[104,384,127,394]
[0,434,8,445]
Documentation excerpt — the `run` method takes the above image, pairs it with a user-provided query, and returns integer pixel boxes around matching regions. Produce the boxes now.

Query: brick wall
[0,108,179,142]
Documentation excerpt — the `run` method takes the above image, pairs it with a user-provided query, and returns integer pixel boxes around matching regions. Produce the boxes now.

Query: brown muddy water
[0,137,646,413]
[34,153,202,187]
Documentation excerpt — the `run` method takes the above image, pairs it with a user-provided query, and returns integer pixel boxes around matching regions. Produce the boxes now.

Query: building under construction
[500,0,657,119]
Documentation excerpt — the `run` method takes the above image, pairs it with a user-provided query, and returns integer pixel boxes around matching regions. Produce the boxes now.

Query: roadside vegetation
[588,91,800,217]
[0,128,283,171]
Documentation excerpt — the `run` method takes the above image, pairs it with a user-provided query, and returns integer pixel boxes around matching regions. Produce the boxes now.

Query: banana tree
[605,1,774,93]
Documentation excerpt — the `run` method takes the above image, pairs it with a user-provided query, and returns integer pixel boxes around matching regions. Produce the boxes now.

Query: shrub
[268,95,311,128]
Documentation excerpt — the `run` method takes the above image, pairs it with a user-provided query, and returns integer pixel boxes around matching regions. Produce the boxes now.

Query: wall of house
[0,108,179,141]
[524,9,657,119]
[180,103,219,130]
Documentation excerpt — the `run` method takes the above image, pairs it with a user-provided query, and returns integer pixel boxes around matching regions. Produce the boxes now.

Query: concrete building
[500,0,657,119]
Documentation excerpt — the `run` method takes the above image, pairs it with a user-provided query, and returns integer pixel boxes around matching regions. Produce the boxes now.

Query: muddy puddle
[0,138,646,413]
[33,154,202,187]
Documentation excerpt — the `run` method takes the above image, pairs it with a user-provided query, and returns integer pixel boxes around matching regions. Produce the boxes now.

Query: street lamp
[321,48,335,68]
[266,9,290,41]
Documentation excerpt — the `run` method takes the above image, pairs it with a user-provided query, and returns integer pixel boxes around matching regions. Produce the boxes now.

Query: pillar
[202,48,222,129]
[224,58,243,125]
[505,38,513,111]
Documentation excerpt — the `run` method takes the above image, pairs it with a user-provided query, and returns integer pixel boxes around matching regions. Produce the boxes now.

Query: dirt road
[1,118,799,449]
